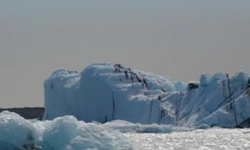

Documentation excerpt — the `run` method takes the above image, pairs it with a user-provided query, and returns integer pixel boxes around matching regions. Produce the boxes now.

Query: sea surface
[124,128,250,150]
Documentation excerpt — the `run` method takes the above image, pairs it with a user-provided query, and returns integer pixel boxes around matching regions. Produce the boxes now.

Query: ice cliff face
[43,63,250,128]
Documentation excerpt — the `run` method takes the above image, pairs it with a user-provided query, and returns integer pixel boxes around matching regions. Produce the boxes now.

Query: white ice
[1,111,250,150]
[0,111,134,150]
[43,63,250,128]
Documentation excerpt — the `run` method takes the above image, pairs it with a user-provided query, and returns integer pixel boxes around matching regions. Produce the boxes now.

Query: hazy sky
[0,1,250,108]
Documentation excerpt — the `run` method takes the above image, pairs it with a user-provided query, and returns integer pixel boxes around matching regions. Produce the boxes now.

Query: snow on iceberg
[43,63,250,128]
[0,111,134,150]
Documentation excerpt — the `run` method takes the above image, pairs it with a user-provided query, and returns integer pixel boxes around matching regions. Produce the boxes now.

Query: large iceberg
[43,63,250,128]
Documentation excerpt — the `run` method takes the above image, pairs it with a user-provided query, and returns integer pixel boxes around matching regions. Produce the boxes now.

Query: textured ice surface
[0,111,134,150]
[2,111,250,150]
[43,63,250,128]
[43,63,177,124]
[124,128,250,150]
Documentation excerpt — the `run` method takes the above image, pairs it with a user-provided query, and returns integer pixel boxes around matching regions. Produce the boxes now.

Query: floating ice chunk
[0,111,38,149]
[0,111,135,150]
[42,116,79,148]
[62,122,134,150]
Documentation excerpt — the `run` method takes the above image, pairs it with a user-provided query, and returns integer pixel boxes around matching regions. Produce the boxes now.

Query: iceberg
[0,111,134,150]
[43,63,176,124]
[43,63,250,128]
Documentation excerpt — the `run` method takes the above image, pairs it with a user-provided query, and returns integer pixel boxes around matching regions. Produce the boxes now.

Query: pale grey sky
[0,1,250,108]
